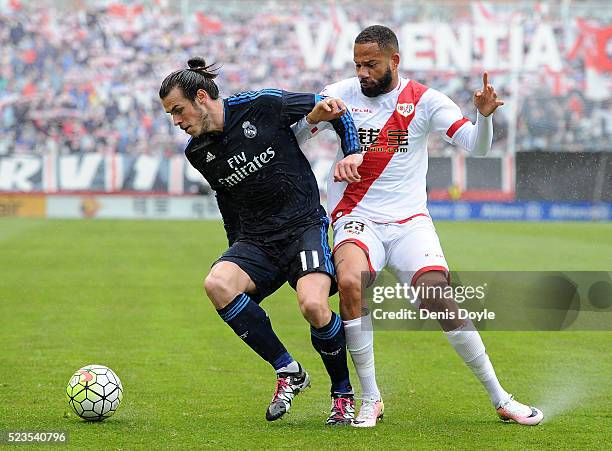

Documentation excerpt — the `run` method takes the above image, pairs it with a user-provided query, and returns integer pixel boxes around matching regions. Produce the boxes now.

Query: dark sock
[310,312,352,394]
[217,293,293,371]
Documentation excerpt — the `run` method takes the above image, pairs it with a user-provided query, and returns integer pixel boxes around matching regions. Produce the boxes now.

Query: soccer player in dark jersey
[159,57,363,425]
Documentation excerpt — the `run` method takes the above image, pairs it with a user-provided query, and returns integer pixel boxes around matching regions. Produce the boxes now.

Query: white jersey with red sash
[320,77,469,224]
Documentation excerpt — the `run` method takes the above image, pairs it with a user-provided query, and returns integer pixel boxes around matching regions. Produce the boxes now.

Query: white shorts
[332,214,449,286]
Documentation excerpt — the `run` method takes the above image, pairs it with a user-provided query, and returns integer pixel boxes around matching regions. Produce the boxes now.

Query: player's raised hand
[306,97,347,124]
[334,152,363,183]
[474,72,504,117]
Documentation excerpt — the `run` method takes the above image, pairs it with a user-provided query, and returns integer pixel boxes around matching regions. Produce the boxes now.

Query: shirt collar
[223,98,230,132]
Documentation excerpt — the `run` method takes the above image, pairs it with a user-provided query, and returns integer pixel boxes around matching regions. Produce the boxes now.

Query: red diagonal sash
[331,80,429,223]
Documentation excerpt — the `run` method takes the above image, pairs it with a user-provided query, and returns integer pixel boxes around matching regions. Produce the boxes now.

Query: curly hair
[355,25,399,54]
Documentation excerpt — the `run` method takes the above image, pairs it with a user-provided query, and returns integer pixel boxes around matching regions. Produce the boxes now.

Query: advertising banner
[0,194,46,218]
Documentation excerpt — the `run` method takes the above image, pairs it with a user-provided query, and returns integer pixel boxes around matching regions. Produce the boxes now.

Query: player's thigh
[386,216,449,286]
[213,241,286,305]
[296,272,332,299]
[285,222,335,326]
[286,221,336,295]
[333,217,386,286]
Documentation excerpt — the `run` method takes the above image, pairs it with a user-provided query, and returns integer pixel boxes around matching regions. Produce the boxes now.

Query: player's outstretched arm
[307,97,347,123]
[465,71,504,156]
[308,97,363,183]
[432,72,503,157]
[291,97,344,145]
[282,91,359,157]
[291,97,346,146]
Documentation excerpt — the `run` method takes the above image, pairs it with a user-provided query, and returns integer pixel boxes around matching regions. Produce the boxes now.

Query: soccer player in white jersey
[293,25,544,427]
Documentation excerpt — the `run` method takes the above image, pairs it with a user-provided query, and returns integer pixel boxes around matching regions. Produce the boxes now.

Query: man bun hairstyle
[355,25,399,54]
[159,57,220,101]
[186,56,218,74]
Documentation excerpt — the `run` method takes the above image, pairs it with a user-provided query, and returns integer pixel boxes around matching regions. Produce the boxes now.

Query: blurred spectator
[0,0,609,160]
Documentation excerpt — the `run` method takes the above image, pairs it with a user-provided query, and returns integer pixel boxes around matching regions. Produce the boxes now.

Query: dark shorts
[215,217,337,303]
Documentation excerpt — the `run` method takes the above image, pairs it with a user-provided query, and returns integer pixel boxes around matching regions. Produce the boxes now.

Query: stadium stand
[0,0,610,160]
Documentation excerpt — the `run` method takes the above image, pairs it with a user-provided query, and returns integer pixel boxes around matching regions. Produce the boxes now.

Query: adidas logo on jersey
[206,152,216,162]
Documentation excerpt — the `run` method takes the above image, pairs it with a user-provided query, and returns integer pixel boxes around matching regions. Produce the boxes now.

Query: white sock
[445,323,510,407]
[344,314,381,401]
[276,360,299,374]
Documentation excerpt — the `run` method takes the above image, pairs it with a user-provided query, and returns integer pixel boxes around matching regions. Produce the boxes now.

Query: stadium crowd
[1,0,610,158]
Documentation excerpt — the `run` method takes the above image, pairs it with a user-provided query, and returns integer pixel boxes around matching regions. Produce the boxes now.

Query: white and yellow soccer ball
[66,364,123,421]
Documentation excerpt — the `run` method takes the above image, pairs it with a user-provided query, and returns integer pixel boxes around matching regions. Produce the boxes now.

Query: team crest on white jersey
[242,121,257,138]
[396,103,414,117]
[343,221,365,234]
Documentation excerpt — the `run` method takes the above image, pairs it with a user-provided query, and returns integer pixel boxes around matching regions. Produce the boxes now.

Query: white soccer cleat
[352,399,384,428]
[496,395,543,426]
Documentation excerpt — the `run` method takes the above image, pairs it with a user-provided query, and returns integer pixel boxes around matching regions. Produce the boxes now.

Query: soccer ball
[66,364,123,421]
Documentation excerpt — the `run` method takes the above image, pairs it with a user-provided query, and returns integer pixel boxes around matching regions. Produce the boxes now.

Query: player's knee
[203,273,220,299]
[418,284,452,310]
[337,270,362,303]
[204,272,233,307]
[414,272,450,307]
[298,296,330,328]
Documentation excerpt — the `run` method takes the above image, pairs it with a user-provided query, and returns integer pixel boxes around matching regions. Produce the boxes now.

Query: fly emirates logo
[219,147,276,187]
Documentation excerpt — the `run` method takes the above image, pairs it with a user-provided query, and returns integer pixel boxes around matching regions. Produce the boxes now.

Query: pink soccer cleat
[496,395,543,426]
[352,399,384,428]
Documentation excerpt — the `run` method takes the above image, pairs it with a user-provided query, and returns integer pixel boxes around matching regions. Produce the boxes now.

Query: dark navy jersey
[184,89,360,242]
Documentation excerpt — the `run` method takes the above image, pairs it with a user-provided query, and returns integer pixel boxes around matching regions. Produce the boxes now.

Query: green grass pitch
[1,219,611,449]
